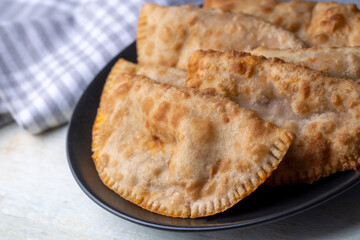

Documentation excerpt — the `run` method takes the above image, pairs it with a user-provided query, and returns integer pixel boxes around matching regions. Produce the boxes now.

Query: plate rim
[66,41,360,231]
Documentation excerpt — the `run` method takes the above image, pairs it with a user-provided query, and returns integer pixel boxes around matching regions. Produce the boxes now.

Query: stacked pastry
[92,1,360,218]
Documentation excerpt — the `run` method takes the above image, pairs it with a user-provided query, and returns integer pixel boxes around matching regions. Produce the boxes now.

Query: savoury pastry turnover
[92,73,294,217]
[204,0,316,35]
[137,3,305,70]
[250,47,360,80]
[187,50,360,185]
[205,0,360,48]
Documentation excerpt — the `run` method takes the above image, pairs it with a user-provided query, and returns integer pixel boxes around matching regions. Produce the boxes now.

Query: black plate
[67,41,360,231]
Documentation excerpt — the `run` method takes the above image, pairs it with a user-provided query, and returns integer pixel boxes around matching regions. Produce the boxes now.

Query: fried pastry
[187,50,360,185]
[108,58,186,86]
[250,47,360,80]
[204,0,360,47]
[92,73,294,217]
[137,3,305,70]
[303,2,360,47]
[204,0,316,36]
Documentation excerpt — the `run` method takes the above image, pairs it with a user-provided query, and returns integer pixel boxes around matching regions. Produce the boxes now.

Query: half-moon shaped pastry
[108,58,186,87]
[250,47,360,80]
[187,50,360,185]
[137,3,305,70]
[204,0,360,47]
[92,73,294,217]
[204,0,315,34]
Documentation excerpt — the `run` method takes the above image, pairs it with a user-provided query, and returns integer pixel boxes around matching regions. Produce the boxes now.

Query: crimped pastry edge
[91,71,294,217]
[93,114,293,217]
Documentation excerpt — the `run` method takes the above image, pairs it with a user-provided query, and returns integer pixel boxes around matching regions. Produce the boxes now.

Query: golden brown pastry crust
[92,73,294,217]
[302,2,360,47]
[204,0,360,47]
[108,58,186,86]
[250,46,360,80]
[204,0,315,35]
[137,3,305,70]
[187,50,360,185]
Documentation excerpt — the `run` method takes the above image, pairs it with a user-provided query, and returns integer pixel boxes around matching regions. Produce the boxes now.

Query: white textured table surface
[1,123,360,240]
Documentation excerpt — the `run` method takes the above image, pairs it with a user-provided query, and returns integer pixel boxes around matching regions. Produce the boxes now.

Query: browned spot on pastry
[299,82,311,100]
[187,77,203,89]
[250,144,268,161]
[192,118,215,144]
[201,88,218,96]
[329,13,346,32]
[348,100,360,108]
[307,121,319,133]
[111,107,128,124]
[325,13,346,32]
[300,134,331,167]
[210,162,219,178]
[331,94,342,107]
[230,60,254,77]
[314,33,329,44]
[141,97,154,116]
[322,121,336,134]
[272,16,283,26]
[234,159,251,171]
[218,2,235,11]
[288,22,300,32]
[172,42,183,51]
[294,101,310,115]
[154,101,171,122]
[150,135,164,149]
[152,167,164,177]
[348,4,359,12]
[338,132,353,145]
[159,24,174,44]
[170,104,190,128]
[249,119,271,138]
[116,82,132,96]
[187,14,198,26]
[218,77,239,98]
[178,26,188,38]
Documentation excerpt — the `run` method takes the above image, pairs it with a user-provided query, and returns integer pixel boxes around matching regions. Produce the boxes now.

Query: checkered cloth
[0,0,202,134]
